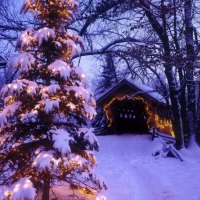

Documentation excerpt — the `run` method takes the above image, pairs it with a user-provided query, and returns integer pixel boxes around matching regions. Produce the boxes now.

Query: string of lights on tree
[0,0,106,199]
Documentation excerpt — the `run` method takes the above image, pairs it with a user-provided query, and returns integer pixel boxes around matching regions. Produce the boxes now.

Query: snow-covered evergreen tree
[0,0,105,199]
[95,53,118,97]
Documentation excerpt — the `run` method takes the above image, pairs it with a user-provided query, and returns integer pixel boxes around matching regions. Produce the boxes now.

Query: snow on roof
[96,79,167,105]
[131,80,166,104]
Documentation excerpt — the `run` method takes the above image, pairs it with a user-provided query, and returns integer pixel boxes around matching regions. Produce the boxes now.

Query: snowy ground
[48,134,200,200]
[95,134,200,200]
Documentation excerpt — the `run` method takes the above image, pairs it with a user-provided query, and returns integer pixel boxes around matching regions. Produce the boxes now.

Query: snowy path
[95,135,200,200]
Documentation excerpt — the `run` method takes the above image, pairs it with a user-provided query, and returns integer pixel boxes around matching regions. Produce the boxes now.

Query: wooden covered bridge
[94,79,174,136]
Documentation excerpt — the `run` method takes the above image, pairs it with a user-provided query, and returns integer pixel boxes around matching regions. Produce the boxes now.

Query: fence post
[152,127,156,140]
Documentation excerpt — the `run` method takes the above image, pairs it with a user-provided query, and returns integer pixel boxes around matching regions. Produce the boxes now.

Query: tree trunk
[42,179,50,200]
[140,0,184,148]
[172,0,189,146]
[196,82,200,143]
[160,1,184,149]
[184,0,196,145]
[164,66,184,149]
[178,69,189,146]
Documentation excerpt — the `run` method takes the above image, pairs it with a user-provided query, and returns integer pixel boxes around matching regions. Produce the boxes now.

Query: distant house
[94,79,174,136]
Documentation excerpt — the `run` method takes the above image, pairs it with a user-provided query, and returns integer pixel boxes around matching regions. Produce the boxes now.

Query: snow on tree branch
[50,128,74,155]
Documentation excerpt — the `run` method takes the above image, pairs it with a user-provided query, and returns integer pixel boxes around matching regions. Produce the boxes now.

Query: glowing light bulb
[13,84,18,90]
[4,191,10,197]
[67,102,76,110]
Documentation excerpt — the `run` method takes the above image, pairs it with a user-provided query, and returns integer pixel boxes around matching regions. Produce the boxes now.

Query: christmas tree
[0,0,105,199]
